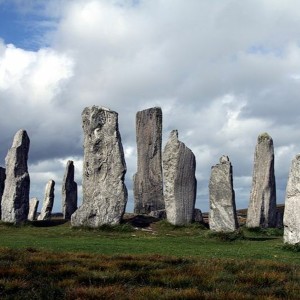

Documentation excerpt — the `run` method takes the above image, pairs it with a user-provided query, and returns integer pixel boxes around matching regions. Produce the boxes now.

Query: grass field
[0,218,299,299]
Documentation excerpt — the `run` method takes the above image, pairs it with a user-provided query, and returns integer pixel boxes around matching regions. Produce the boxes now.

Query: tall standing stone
[246,133,277,228]
[38,180,55,221]
[133,107,164,214]
[0,167,5,219]
[163,130,197,225]
[283,154,300,245]
[62,160,78,219]
[28,197,39,221]
[1,130,30,223]
[209,155,239,232]
[71,106,128,227]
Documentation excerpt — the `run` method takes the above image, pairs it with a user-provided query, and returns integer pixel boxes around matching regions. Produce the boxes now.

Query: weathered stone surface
[149,209,166,219]
[276,210,283,229]
[209,155,239,232]
[1,130,30,223]
[193,208,203,223]
[38,180,55,221]
[28,197,39,221]
[62,160,77,220]
[133,107,164,214]
[0,167,5,219]
[163,130,197,225]
[71,106,127,227]
[283,154,300,244]
[246,133,277,228]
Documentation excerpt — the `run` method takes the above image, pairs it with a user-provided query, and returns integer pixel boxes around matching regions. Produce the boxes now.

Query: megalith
[1,130,30,223]
[246,133,277,228]
[209,155,239,232]
[62,160,78,219]
[283,154,300,245]
[38,180,55,221]
[193,208,203,223]
[163,130,197,225]
[0,167,5,219]
[28,197,39,221]
[71,106,128,227]
[133,107,164,214]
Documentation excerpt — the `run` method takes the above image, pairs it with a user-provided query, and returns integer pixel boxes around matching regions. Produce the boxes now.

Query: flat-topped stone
[133,107,164,214]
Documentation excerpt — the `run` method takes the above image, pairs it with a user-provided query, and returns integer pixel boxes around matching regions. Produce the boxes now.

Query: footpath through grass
[0,220,299,299]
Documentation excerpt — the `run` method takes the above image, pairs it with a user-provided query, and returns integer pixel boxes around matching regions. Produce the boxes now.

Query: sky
[1,0,300,214]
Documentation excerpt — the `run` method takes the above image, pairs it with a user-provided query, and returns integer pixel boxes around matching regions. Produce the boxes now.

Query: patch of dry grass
[0,248,299,299]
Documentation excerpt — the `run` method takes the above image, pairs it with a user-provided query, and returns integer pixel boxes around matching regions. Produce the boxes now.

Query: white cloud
[2,0,300,212]
[0,42,74,103]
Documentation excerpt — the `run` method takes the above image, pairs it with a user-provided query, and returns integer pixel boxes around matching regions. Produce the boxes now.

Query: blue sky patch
[0,1,55,50]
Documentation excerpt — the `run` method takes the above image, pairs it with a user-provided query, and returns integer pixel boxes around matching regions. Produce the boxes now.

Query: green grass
[0,220,299,299]
[0,220,298,263]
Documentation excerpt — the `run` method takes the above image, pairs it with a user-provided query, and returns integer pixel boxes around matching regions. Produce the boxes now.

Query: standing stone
[246,133,277,228]
[133,107,164,214]
[62,160,78,219]
[283,154,300,244]
[193,208,203,223]
[38,180,55,221]
[209,155,239,232]
[71,106,128,227]
[0,167,5,219]
[163,130,197,225]
[1,130,30,223]
[28,197,39,221]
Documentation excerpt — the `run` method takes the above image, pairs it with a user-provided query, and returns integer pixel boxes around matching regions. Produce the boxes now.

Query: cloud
[1,0,300,212]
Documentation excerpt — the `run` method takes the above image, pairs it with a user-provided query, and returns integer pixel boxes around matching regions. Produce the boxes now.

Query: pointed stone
[71,106,128,227]
[38,180,55,221]
[28,198,39,221]
[0,167,5,219]
[209,155,239,232]
[133,107,164,214]
[163,130,197,225]
[62,160,78,220]
[283,154,300,244]
[1,130,30,223]
[246,133,277,228]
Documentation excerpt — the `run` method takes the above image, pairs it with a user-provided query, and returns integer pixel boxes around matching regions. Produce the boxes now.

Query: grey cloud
[1,0,300,212]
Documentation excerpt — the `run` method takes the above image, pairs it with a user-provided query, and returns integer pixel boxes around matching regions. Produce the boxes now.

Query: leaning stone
[149,209,166,219]
[28,198,39,221]
[71,106,128,227]
[163,130,197,225]
[193,208,203,223]
[62,160,77,220]
[133,107,164,214]
[246,133,277,228]
[283,154,300,244]
[38,180,55,221]
[1,130,30,223]
[0,167,5,219]
[209,155,239,232]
